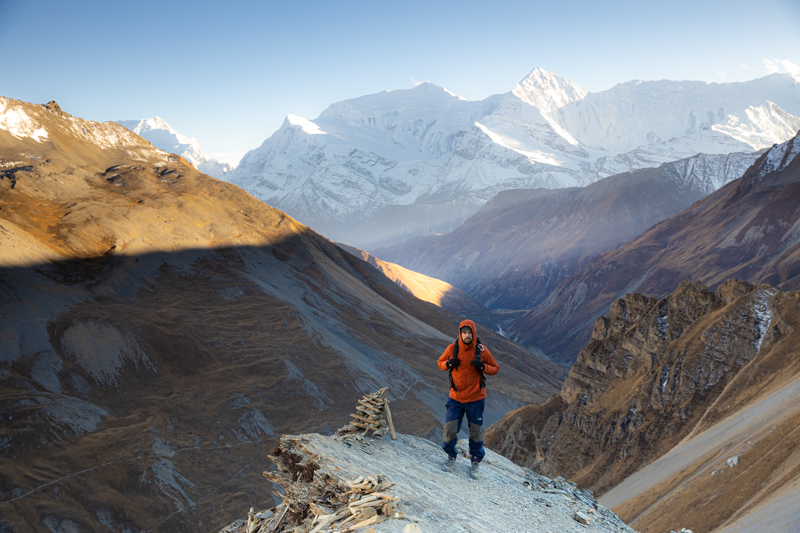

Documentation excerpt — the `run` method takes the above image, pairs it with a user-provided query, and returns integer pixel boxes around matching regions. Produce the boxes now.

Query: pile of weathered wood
[249,435,406,533]
[335,387,397,444]
[310,474,403,532]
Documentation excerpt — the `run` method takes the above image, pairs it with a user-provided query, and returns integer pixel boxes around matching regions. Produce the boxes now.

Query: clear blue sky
[2,0,799,165]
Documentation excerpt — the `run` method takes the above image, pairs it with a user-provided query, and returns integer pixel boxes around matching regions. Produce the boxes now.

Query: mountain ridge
[228,71,800,248]
[510,132,800,364]
[376,150,759,311]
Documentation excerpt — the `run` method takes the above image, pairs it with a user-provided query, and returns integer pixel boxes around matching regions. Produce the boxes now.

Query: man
[437,319,499,479]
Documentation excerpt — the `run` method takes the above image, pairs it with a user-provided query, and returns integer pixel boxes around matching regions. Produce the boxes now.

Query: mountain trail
[224,433,636,533]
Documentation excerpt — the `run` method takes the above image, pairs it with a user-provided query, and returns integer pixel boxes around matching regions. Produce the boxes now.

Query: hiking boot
[441,456,456,473]
[469,460,481,480]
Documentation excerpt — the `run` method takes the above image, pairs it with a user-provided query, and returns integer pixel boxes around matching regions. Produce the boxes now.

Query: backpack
[448,337,486,392]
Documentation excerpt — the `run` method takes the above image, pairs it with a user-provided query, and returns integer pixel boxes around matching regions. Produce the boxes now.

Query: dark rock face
[42,100,63,115]
[487,280,783,497]
[512,135,800,364]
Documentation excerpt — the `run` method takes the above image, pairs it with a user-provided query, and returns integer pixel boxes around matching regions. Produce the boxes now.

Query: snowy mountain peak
[118,116,197,151]
[228,72,800,248]
[512,67,588,112]
[285,114,327,135]
[135,116,174,133]
[750,131,800,181]
[0,97,49,142]
[117,116,234,178]
[411,81,469,100]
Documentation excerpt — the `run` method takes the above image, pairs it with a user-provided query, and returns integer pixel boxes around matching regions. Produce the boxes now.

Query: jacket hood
[458,319,477,351]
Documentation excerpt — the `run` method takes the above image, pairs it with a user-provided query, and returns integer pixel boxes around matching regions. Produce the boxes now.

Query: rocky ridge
[486,279,800,533]
[221,430,636,533]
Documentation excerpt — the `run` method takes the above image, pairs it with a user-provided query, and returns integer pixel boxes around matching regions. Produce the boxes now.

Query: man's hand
[471,360,485,372]
[446,358,460,369]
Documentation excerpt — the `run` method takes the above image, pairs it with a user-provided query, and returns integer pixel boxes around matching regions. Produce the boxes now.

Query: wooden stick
[310,508,349,533]
[369,492,397,501]
[351,421,379,431]
[357,400,381,413]
[338,514,357,527]
[350,413,381,424]
[349,499,388,509]
[346,514,383,531]
[362,397,385,407]
[384,401,397,440]
[271,503,290,532]
[348,495,380,507]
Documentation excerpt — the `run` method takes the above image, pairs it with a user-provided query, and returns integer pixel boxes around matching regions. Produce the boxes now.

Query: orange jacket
[437,319,499,403]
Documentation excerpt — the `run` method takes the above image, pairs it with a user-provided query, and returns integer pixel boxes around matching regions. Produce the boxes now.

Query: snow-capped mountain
[228,69,800,248]
[117,117,234,178]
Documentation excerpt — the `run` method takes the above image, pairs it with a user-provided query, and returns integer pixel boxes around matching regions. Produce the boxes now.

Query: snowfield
[226,70,800,248]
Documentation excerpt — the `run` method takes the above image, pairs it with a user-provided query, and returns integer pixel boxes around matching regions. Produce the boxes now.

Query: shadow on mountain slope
[0,97,563,531]
[0,240,563,533]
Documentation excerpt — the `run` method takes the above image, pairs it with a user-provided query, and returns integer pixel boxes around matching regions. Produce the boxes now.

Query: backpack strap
[475,337,486,389]
[448,338,459,391]
[448,337,487,391]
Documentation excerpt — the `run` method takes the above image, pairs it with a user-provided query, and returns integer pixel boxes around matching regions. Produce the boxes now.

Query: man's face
[460,328,473,345]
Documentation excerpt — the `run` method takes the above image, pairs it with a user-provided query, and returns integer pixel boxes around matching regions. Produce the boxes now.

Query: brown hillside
[0,98,562,532]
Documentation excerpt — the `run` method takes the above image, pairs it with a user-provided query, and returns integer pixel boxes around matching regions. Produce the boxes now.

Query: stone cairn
[335,387,397,445]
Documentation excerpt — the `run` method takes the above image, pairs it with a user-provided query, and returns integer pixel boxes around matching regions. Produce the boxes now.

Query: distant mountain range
[117,116,234,178]
[227,70,800,248]
[376,150,759,311]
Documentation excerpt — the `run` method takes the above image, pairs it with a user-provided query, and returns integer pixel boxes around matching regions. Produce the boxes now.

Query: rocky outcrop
[487,280,788,492]
[488,279,800,532]
[512,132,800,364]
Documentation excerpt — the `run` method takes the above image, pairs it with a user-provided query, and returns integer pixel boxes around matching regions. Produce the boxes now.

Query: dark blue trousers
[442,397,485,462]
